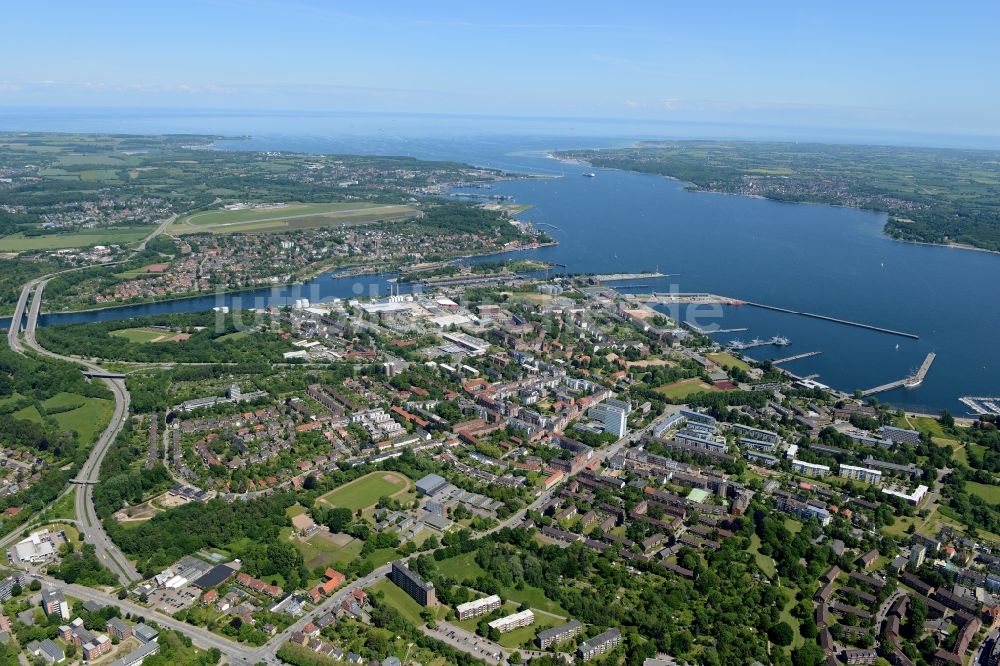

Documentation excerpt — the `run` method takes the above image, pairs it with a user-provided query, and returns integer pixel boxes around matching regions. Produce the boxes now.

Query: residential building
[792,459,831,477]
[108,640,160,666]
[389,561,436,606]
[590,402,628,438]
[455,594,501,621]
[133,623,159,644]
[29,639,65,664]
[106,618,132,641]
[42,590,69,620]
[839,464,883,485]
[578,628,622,661]
[83,636,112,661]
[537,619,583,649]
[842,648,878,665]
[488,609,534,633]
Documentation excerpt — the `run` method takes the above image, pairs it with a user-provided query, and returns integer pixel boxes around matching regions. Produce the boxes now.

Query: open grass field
[499,582,567,616]
[109,327,186,344]
[655,377,720,399]
[438,551,486,583]
[370,578,445,625]
[45,489,77,522]
[706,352,751,372]
[15,392,115,444]
[783,517,803,534]
[910,416,947,438]
[779,589,805,651]
[967,481,1000,503]
[170,202,417,235]
[114,263,169,279]
[12,404,42,422]
[284,526,364,571]
[316,471,412,512]
[0,227,150,252]
[52,397,114,444]
[749,533,777,578]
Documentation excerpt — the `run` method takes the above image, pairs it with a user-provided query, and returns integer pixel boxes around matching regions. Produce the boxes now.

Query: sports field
[316,471,412,511]
[170,202,417,235]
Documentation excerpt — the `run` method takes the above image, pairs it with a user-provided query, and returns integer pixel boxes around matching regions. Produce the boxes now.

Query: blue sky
[3,0,998,136]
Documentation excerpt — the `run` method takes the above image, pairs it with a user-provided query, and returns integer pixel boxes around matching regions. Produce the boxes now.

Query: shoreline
[548,151,1000,258]
[36,242,559,318]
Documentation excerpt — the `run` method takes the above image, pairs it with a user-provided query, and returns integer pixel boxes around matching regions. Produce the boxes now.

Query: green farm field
[170,202,417,234]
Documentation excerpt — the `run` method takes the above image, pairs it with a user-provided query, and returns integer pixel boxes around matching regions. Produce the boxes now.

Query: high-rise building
[389,561,436,607]
[590,400,629,438]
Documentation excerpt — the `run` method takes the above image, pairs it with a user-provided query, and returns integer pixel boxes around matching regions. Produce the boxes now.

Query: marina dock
[959,396,1000,416]
[728,336,791,350]
[772,351,823,364]
[860,352,936,396]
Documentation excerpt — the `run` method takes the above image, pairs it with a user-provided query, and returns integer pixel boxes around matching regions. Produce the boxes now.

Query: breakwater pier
[860,352,936,396]
[743,301,919,339]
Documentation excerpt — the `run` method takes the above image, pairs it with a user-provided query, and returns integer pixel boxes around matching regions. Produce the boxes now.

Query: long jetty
[772,351,822,364]
[689,326,749,334]
[596,272,667,282]
[630,292,919,339]
[860,352,936,396]
[744,302,919,339]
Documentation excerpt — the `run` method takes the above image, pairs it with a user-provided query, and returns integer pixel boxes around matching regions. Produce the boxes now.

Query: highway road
[5,229,177,583]
[9,274,140,583]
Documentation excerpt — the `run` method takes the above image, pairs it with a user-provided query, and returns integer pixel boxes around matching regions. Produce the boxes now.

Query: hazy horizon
[3,1,999,140]
[3,106,1000,152]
